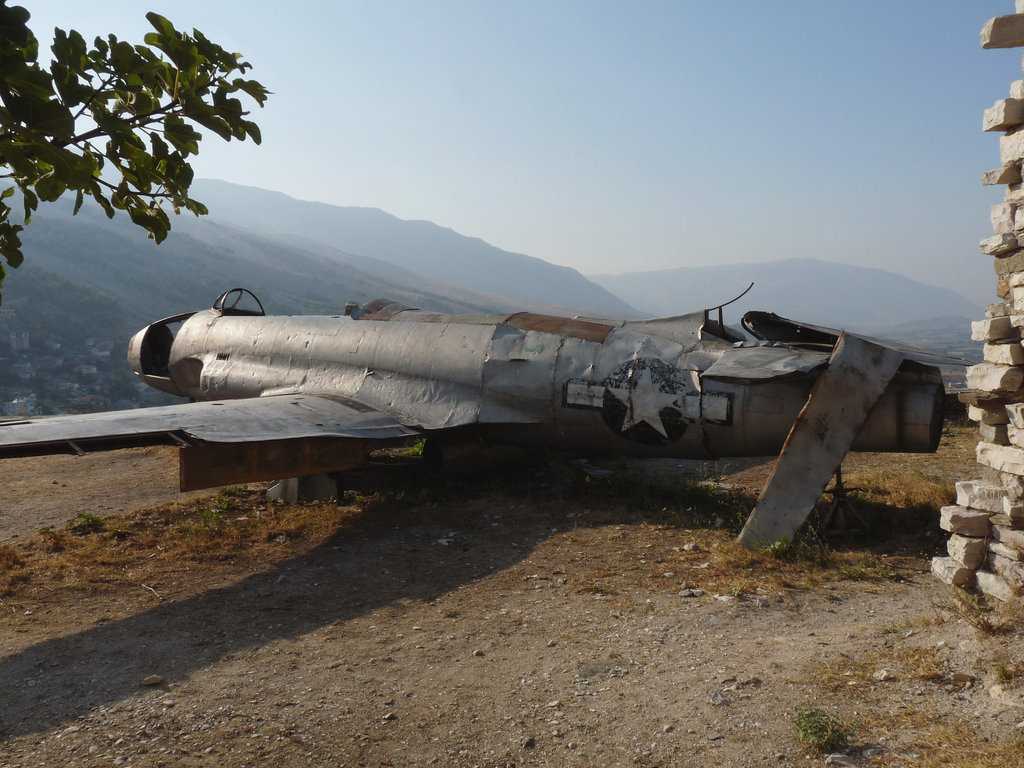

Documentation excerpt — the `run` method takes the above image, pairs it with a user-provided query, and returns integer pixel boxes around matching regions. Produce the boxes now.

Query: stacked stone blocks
[932,5,1024,601]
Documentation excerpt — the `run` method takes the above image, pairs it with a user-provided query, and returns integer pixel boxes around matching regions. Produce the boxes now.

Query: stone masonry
[933,3,1024,602]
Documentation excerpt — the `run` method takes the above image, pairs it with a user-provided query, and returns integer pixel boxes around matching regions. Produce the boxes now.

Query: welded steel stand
[818,466,868,535]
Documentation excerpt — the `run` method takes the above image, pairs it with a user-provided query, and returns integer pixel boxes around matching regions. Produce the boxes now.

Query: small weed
[834,554,898,583]
[403,438,426,457]
[995,662,1017,685]
[199,508,224,526]
[218,485,246,498]
[949,590,1011,635]
[65,513,105,535]
[791,706,854,755]
[763,537,833,567]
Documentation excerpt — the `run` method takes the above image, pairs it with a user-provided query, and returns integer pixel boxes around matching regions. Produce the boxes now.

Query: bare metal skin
[1,289,950,545]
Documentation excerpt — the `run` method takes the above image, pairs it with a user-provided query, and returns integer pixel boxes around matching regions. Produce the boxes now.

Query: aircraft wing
[0,394,420,490]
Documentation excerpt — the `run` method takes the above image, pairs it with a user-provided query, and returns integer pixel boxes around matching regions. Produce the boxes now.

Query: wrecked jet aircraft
[0,288,954,548]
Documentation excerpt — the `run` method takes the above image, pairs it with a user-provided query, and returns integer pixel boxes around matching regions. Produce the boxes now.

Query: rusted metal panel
[736,333,905,549]
[179,436,368,491]
[505,313,614,343]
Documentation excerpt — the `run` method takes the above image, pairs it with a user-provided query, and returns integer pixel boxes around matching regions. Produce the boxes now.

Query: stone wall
[930,3,1024,602]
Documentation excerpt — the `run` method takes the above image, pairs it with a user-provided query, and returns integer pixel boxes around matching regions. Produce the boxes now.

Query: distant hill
[588,258,984,332]
[189,179,638,318]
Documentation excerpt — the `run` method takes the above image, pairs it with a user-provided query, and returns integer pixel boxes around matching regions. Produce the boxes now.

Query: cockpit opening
[213,288,265,316]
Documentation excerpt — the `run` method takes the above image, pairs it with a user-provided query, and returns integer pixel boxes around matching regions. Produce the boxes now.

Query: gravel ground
[1,436,1022,767]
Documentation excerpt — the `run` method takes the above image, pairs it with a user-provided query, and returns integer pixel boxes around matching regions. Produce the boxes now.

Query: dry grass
[873,722,1024,768]
[0,543,27,594]
[3,486,366,596]
[0,445,948,602]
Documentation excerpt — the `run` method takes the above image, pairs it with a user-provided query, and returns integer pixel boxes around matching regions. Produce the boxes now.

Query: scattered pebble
[824,754,857,767]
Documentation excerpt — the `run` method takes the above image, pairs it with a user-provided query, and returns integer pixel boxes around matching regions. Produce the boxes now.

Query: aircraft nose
[127,313,198,397]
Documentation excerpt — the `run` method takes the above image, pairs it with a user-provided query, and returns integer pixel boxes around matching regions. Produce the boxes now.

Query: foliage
[791,706,855,755]
[0,2,268,296]
[65,512,105,534]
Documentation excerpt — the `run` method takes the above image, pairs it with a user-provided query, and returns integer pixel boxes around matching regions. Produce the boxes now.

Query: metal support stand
[818,466,868,535]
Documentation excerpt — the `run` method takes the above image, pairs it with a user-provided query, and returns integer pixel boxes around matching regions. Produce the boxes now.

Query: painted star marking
[606,366,682,438]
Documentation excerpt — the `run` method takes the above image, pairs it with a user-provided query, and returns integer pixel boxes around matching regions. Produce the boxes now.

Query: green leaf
[0,5,33,51]
[144,13,177,41]
[0,9,268,297]
[34,169,66,201]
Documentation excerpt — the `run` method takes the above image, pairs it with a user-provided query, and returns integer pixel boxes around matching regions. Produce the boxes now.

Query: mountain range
[0,180,983,361]
[588,259,983,333]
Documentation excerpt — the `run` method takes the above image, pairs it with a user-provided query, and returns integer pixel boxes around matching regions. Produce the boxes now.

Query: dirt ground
[1,432,1023,767]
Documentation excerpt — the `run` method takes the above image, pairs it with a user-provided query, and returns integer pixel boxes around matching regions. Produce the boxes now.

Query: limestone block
[1001,470,1024,502]
[972,316,1018,341]
[986,301,1011,318]
[966,362,1024,393]
[984,15,1024,49]
[991,540,1021,560]
[984,163,1022,185]
[1007,402,1024,429]
[1019,1,1024,17]
[1016,207,1024,232]
[975,570,1019,601]
[931,556,976,589]
[961,388,1010,407]
[940,505,995,537]
[984,342,1024,364]
[1004,495,1024,524]
[994,250,1024,276]
[956,479,1006,512]
[977,441,1024,476]
[948,534,989,569]
[993,203,1018,234]
[1002,126,1024,164]
[1005,422,1022,446]
[1014,79,1024,99]
[992,522,1024,551]
[980,233,1023,256]
[1005,496,1024,516]
[989,552,1024,589]
[969,403,1010,425]
[1006,182,1024,205]
[985,99,1024,131]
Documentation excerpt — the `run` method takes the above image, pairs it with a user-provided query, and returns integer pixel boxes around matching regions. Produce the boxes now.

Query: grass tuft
[791,706,854,755]
[65,513,105,535]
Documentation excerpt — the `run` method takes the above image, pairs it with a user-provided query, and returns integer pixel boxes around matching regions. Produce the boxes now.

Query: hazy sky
[21,1,1024,304]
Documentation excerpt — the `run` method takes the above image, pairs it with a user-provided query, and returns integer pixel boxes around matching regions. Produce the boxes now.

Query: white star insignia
[607,366,681,438]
